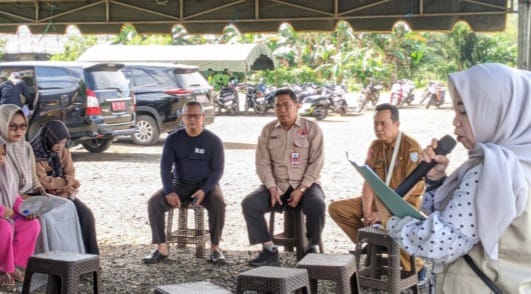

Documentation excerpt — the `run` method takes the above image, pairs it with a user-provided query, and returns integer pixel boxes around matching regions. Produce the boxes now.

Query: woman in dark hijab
[31,120,99,254]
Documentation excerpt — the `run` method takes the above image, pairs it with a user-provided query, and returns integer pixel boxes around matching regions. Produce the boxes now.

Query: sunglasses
[8,123,28,131]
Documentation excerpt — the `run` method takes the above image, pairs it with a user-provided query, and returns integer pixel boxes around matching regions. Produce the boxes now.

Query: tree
[50,35,97,61]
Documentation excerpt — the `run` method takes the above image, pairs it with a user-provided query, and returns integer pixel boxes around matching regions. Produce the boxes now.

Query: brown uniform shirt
[256,117,324,194]
[365,132,425,205]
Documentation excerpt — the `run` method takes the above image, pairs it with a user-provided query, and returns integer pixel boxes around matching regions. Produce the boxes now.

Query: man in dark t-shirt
[143,101,226,264]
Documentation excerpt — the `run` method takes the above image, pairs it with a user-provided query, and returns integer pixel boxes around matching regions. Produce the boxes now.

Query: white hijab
[435,63,531,260]
[0,136,19,209]
[0,104,35,193]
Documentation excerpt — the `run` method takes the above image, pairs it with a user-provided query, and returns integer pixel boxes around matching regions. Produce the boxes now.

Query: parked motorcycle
[297,86,331,120]
[328,85,348,115]
[390,79,415,107]
[358,81,383,112]
[299,94,330,120]
[253,84,275,115]
[422,80,446,109]
[244,84,260,112]
[214,80,239,114]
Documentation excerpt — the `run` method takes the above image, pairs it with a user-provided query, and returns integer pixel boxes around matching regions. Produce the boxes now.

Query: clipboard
[346,154,426,220]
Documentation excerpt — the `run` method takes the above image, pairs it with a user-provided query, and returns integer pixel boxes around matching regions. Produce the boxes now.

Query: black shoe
[210,250,226,265]
[249,248,279,267]
[303,246,318,258]
[142,249,168,264]
[349,243,368,255]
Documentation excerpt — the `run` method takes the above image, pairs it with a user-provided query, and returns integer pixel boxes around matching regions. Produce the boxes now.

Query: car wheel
[82,138,113,153]
[131,115,160,146]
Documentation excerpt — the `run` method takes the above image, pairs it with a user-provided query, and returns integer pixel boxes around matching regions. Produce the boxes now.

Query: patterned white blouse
[386,163,483,264]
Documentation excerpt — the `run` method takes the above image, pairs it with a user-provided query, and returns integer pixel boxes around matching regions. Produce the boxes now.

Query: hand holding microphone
[394,135,456,197]
[423,137,452,181]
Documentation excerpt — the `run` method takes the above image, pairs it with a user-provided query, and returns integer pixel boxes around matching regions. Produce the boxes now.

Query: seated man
[143,101,226,264]
[242,88,326,266]
[328,103,426,275]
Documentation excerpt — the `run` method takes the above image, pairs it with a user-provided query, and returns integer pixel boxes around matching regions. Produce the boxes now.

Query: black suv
[120,63,215,145]
[0,61,137,152]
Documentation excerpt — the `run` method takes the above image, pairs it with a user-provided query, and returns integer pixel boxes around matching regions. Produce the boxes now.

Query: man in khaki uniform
[329,103,425,273]
[242,88,326,267]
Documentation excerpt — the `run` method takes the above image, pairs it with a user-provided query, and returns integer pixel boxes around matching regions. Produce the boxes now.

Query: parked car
[0,61,137,153]
[120,63,215,145]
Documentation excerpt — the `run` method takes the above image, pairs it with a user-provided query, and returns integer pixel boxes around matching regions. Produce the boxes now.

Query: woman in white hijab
[378,63,531,293]
[0,135,40,286]
[0,104,85,255]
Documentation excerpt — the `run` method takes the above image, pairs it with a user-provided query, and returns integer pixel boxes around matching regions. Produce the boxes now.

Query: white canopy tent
[77,43,275,73]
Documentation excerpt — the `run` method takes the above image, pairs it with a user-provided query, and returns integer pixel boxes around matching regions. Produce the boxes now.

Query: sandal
[0,272,15,287]
[12,269,24,282]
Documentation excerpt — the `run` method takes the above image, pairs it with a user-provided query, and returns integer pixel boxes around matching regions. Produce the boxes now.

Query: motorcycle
[244,84,260,112]
[214,80,239,114]
[422,81,446,109]
[390,79,415,107]
[358,81,383,112]
[298,86,333,120]
[328,85,348,115]
[253,84,275,115]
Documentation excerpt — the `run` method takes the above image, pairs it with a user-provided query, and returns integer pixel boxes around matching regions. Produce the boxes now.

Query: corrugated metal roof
[0,0,511,34]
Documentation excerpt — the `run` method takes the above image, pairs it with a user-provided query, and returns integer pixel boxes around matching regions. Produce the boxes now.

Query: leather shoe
[302,246,318,258]
[142,249,168,264]
[349,243,368,255]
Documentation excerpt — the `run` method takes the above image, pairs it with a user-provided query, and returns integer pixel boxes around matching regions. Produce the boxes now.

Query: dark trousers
[148,183,225,246]
[241,184,326,246]
[72,198,99,255]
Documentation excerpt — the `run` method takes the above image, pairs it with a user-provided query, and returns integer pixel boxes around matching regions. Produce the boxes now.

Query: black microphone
[394,135,457,197]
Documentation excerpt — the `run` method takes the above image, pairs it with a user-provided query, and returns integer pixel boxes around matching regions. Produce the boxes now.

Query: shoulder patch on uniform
[410,152,419,162]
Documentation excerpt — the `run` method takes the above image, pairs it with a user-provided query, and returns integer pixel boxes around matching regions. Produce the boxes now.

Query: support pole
[518,0,531,69]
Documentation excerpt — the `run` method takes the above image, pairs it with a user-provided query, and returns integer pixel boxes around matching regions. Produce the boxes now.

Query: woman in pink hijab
[379,63,531,293]
[0,136,40,286]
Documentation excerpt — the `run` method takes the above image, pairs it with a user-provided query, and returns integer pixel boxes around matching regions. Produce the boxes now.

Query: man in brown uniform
[329,103,425,273]
[242,88,326,267]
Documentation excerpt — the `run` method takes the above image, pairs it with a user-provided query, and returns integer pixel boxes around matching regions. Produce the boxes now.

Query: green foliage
[50,35,97,61]
[0,37,6,60]
[52,17,517,90]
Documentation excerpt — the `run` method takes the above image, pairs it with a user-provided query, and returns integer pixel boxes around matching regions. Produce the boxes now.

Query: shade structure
[0,0,511,34]
[77,43,275,72]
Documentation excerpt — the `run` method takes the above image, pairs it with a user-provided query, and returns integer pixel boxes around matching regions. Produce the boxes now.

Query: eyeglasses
[182,114,203,119]
[8,123,28,131]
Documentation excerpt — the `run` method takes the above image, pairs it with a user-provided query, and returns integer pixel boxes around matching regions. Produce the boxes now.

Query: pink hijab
[435,63,531,260]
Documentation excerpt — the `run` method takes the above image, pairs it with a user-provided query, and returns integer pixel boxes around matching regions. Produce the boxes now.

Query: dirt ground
[3,102,469,293]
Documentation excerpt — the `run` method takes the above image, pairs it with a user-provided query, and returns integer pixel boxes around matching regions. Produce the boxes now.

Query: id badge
[291,152,300,165]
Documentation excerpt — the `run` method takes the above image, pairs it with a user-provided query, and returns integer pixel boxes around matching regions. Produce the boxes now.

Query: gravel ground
[2,102,469,294]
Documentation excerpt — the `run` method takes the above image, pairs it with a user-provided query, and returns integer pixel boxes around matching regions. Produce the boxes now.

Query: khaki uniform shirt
[256,117,324,194]
[365,132,425,202]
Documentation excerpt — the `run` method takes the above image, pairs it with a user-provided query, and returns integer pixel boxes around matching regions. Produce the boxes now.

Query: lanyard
[385,131,402,186]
